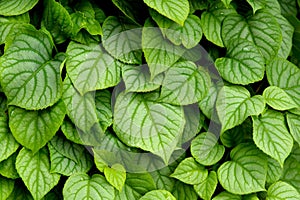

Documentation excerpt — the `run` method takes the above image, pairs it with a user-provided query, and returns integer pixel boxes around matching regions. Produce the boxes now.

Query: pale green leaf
[212,191,241,200]
[170,157,208,185]
[104,163,126,192]
[252,109,293,166]
[222,11,282,62]
[113,91,185,163]
[263,86,297,110]
[142,19,185,79]
[194,171,218,200]
[287,113,300,146]
[16,147,60,200]
[0,177,14,200]
[66,41,122,94]
[143,0,189,25]
[201,1,236,47]
[191,132,225,166]
[266,157,282,184]
[95,90,113,132]
[9,100,66,153]
[0,0,38,16]
[140,190,176,200]
[266,58,300,107]
[172,181,198,200]
[122,64,163,93]
[0,29,63,110]
[267,181,300,200]
[281,155,300,192]
[246,0,265,13]
[149,9,176,35]
[160,61,210,105]
[102,16,142,64]
[61,118,84,145]
[217,143,267,194]
[216,86,265,132]
[63,173,115,200]
[48,136,93,176]
[215,39,265,85]
[0,23,34,45]
[0,116,19,163]
[0,152,19,179]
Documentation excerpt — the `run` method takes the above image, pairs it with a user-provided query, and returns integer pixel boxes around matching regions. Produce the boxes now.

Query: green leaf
[172,181,198,200]
[6,181,33,200]
[0,0,39,16]
[160,61,210,105]
[212,191,241,200]
[140,190,176,200]
[246,0,265,13]
[189,0,208,13]
[216,86,265,132]
[150,165,176,192]
[113,91,185,163]
[122,64,163,93]
[42,0,73,44]
[104,163,126,192]
[221,0,233,8]
[114,184,142,200]
[143,0,189,25]
[63,173,115,200]
[221,11,282,62]
[165,15,202,49]
[61,118,84,145]
[0,29,63,110]
[198,81,219,119]
[170,157,208,185]
[62,76,98,133]
[191,132,225,166]
[102,16,142,64]
[252,109,293,166]
[9,100,66,153]
[266,157,282,184]
[142,19,185,79]
[0,22,34,45]
[266,58,300,107]
[266,181,300,200]
[16,147,60,200]
[0,116,19,163]
[0,152,19,179]
[95,90,113,132]
[0,177,14,200]
[48,136,93,176]
[194,171,218,200]
[215,39,265,85]
[66,42,122,95]
[263,86,297,110]
[125,172,157,195]
[278,0,298,17]
[201,1,236,47]
[281,155,300,192]
[217,143,267,194]
[287,113,300,146]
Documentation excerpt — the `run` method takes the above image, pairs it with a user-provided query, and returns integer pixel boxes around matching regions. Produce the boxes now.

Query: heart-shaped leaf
[194,171,218,200]
[263,86,297,110]
[104,163,126,192]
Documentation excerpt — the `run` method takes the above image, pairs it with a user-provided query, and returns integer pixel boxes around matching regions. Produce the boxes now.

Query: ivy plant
[0,0,299,199]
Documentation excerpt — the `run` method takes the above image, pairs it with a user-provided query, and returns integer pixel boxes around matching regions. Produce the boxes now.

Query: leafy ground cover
[0,0,300,199]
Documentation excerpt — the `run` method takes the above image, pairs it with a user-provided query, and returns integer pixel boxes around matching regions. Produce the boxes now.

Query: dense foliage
[0,0,299,199]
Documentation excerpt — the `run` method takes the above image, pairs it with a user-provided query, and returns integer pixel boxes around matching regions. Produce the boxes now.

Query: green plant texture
[0,0,299,199]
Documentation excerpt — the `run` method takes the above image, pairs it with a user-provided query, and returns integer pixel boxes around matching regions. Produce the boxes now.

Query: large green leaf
[140,190,176,200]
[216,86,265,133]
[102,16,142,64]
[217,143,267,194]
[104,163,126,192]
[0,116,19,163]
[287,113,300,146]
[143,0,189,25]
[63,173,115,200]
[194,171,218,200]
[266,181,300,200]
[48,136,93,176]
[170,157,208,185]
[9,100,66,153]
[0,29,63,110]
[191,132,225,166]
[0,177,14,200]
[160,61,210,105]
[263,86,297,110]
[252,109,293,166]
[113,91,185,163]
[215,39,265,85]
[221,11,282,62]
[0,152,19,179]
[66,42,122,95]
[266,58,300,107]
[0,0,38,16]
[16,147,60,200]
[142,19,185,79]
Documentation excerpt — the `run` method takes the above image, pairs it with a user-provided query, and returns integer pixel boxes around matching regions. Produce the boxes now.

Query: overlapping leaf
[0,0,38,16]
[172,181,198,200]
[140,190,176,200]
[263,86,297,110]
[266,181,300,200]
[194,171,218,200]
[287,113,300,146]
[0,177,14,200]
[0,152,19,179]
[266,157,282,184]
[95,90,113,132]
[104,164,126,191]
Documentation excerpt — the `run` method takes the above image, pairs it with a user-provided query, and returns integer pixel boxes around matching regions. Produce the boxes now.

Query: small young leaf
[16,147,60,200]
[0,177,14,200]
[104,163,126,192]
[252,109,293,166]
[287,113,300,146]
[170,157,208,185]
[143,0,189,25]
[140,190,176,200]
[0,0,39,16]
[266,181,300,200]
[194,171,218,200]
[263,86,297,110]
[246,0,265,13]
[217,143,267,194]
[63,173,115,199]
